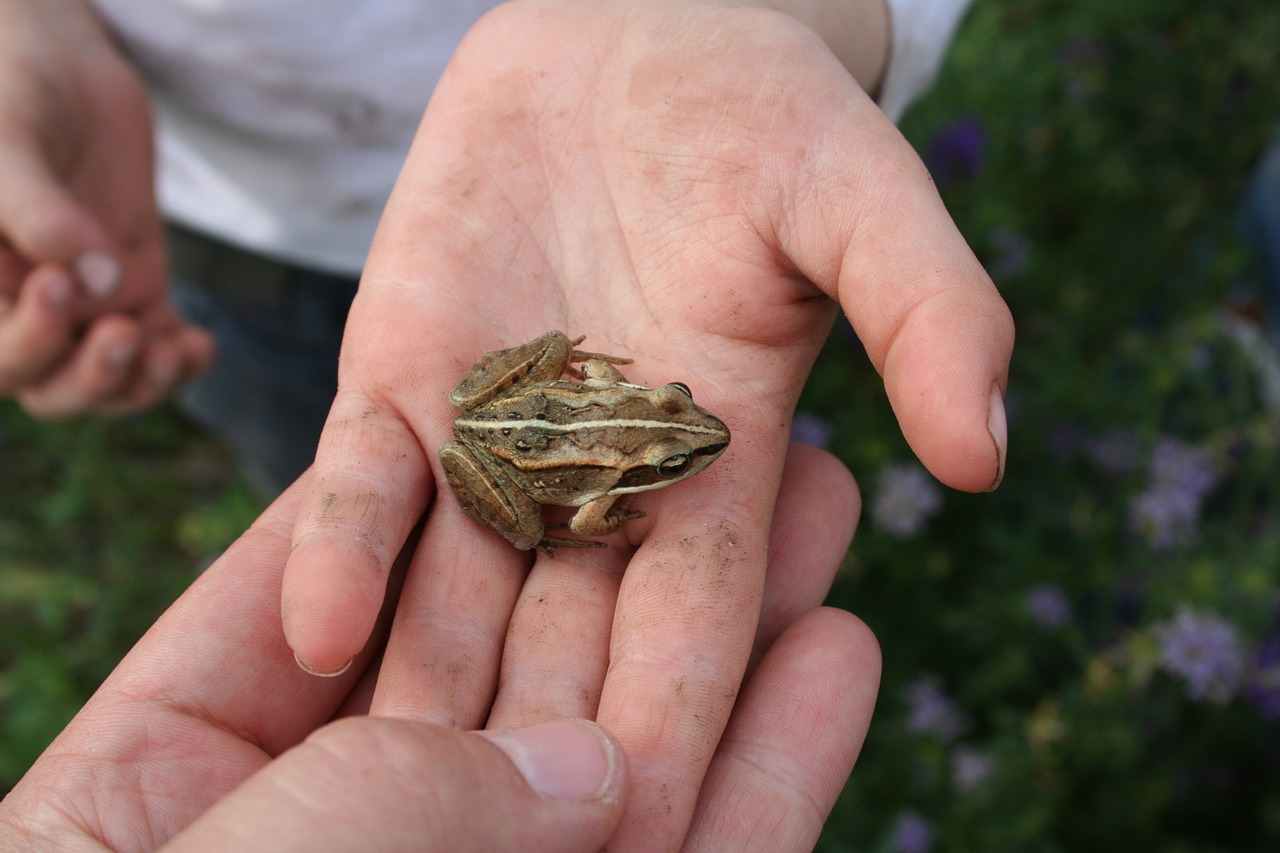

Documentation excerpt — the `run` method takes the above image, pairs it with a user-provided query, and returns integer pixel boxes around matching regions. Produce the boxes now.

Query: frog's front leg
[440,440,546,550]
[569,494,645,537]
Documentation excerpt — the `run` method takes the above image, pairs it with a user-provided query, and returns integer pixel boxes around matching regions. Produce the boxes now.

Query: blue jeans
[1244,125,1280,342]
[168,224,360,497]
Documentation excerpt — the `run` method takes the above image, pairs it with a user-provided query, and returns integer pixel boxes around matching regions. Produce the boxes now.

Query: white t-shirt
[90,0,970,276]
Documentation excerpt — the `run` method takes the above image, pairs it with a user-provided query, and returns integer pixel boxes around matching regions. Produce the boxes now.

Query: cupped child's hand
[0,0,213,416]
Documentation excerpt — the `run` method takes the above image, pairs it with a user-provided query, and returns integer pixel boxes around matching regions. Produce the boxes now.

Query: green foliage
[812,0,1280,849]
[0,407,261,791]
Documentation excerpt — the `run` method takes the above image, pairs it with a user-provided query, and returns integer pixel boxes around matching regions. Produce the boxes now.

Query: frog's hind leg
[440,441,545,551]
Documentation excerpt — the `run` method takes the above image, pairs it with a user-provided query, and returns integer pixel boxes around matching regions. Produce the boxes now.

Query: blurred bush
[814,1,1280,849]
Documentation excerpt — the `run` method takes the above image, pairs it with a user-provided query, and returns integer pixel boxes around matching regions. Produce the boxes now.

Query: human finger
[585,459,769,851]
[755,441,860,656]
[15,311,142,418]
[773,93,1014,493]
[0,264,77,391]
[481,543,628,730]
[95,318,217,416]
[366,495,531,727]
[87,474,373,750]
[1,475,426,848]
[163,717,625,853]
[481,441,855,732]
[0,137,121,296]
[281,383,435,676]
[682,608,880,852]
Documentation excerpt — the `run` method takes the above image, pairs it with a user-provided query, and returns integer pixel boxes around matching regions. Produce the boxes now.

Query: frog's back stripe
[455,417,726,436]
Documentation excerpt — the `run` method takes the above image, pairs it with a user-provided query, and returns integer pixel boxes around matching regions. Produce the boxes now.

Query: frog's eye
[655,453,692,477]
[653,383,694,413]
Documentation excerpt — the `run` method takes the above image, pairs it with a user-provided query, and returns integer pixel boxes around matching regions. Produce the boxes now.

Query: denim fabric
[171,267,359,498]
[1244,126,1280,342]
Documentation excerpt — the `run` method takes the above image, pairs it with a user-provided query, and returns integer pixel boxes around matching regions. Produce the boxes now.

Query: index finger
[589,439,774,851]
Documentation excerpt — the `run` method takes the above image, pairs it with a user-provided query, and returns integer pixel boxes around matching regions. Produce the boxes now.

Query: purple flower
[790,412,833,449]
[1083,429,1142,478]
[889,810,934,853]
[903,676,968,741]
[1128,438,1220,550]
[872,464,943,538]
[1025,584,1073,630]
[1246,634,1280,721]
[1150,438,1220,497]
[1128,488,1200,550]
[951,746,997,791]
[1155,608,1247,704]
[925,114,985,188]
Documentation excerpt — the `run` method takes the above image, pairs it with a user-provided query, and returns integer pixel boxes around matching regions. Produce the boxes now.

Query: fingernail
[484,720,620,802]
[295,652,354,678]
[75,250,121,298]
[987,382,1007,491]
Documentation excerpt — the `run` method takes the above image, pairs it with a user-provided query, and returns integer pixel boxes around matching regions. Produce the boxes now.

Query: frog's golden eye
[667,382,692,399]
[656,453,692,477]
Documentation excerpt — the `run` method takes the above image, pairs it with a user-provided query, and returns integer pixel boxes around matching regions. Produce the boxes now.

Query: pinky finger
[682,608,881,853]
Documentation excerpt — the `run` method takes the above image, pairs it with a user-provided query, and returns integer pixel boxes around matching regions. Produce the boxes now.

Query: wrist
[752,0,891,94]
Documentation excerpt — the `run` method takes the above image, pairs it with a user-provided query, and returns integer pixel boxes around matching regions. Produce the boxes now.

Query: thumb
[779,98,1013,493]
[163,718,627,853]
[0,138,120,295]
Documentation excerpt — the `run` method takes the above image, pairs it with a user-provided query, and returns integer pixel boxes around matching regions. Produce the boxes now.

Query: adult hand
[0,446,879,851]
[282,0,1003,847]
[0,0,213,417]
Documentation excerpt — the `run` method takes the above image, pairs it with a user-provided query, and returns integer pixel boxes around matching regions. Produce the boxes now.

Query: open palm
[281,2,1012,850]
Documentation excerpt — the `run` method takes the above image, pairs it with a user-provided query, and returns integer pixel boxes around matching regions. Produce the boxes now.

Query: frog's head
[611,382,730,494]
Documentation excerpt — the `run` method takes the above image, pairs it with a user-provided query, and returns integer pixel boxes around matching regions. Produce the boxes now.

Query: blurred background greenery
[3,0,1279,849]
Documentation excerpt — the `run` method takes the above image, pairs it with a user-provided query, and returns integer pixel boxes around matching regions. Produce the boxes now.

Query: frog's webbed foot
[564,334,632,380]
[535,530,609,557]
